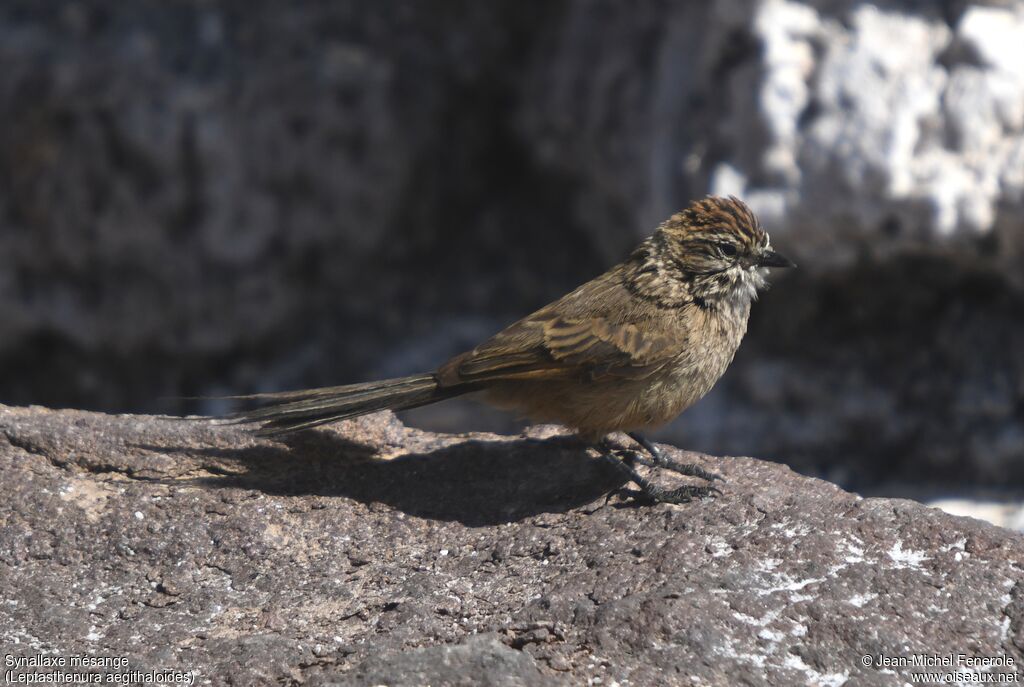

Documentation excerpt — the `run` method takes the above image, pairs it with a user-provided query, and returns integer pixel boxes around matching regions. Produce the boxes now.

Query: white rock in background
[754,0,818,188]
[928,497,1024,533]
[959,5,1024,78]
[738,1,1024,267]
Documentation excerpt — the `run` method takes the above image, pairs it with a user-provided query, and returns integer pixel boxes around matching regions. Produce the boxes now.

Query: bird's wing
[438,308,683,386]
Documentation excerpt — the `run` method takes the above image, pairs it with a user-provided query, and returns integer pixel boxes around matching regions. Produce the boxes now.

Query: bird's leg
[596,440,719,505]
[627,432,722,483]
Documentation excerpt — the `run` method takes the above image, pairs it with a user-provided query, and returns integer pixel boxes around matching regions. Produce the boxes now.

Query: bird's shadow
[149,431,630,526]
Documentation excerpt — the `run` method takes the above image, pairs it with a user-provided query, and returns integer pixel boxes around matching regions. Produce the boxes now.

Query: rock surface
[2,405,1022,685]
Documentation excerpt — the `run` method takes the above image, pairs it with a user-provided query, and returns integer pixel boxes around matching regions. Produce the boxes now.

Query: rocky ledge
[1,405,1022,686]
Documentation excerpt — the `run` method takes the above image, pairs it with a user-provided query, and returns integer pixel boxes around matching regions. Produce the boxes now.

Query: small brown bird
[228,196,793,503]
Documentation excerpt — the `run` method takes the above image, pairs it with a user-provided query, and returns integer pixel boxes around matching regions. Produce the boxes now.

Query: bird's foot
[618,449,723,483]
[597,442,721,505]
[626,432,723,483]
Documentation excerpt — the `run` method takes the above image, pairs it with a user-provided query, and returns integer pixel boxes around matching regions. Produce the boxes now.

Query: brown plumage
[225,196,793,503]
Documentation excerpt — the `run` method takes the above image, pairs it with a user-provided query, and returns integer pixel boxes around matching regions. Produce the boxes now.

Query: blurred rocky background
[1,1,1022,506]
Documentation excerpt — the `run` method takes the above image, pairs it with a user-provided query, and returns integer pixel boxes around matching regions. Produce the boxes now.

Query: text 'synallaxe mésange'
[4,654,195,684]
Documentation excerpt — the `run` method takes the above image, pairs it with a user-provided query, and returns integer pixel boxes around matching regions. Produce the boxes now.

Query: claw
[677,463,724,483]
[653,458,723,484]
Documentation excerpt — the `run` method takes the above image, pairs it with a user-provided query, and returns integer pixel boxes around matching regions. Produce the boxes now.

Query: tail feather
[225,373,464,436]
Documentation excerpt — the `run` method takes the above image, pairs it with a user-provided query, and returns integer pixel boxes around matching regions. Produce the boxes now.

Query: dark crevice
[2,430,52,461]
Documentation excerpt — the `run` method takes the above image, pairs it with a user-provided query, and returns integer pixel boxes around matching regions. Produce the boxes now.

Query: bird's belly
[479,356,727,440]
[478,304,748,440]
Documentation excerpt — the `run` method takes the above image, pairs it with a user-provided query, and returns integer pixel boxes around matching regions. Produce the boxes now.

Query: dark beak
[758,249,796,268]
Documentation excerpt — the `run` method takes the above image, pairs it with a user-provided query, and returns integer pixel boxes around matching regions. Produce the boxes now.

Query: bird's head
[654,196,794,306]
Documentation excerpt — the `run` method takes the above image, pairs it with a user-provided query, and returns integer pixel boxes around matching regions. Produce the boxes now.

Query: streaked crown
[660,196,768,274]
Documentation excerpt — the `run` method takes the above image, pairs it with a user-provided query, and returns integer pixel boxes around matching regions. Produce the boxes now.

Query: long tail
[224,374,465,436]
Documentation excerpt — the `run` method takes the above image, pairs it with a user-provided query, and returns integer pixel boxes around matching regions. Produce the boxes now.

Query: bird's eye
[718,243,738,257]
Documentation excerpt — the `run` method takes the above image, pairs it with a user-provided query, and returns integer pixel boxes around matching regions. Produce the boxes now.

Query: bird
[224,196,793,504]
